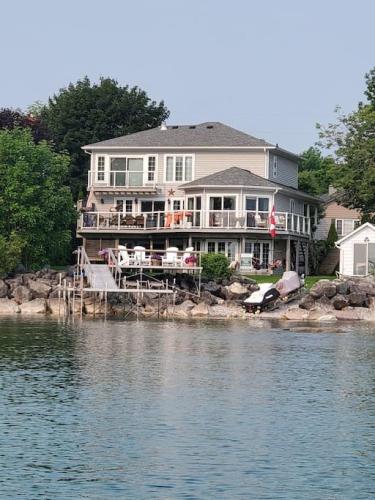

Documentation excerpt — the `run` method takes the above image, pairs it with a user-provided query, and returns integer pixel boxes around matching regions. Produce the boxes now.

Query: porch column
[165,237,169,249]
[295,239,300,274]
[241,236,246,253]
[188,235,193,247]
[285,237,291,271]
[304,242,309,276]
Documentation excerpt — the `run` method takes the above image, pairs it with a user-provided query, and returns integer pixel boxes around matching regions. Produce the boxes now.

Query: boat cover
[275,271,301,298]
[244,283,275,304]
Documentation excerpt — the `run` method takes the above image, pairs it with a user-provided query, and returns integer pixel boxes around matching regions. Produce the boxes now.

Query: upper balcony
[88,169,157,194]
[78,209,312,237]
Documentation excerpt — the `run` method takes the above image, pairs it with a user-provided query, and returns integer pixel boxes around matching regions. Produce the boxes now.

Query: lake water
[0,318,375,499]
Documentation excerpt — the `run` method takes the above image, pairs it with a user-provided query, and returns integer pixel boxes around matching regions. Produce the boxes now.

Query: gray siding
[269,153,298,188]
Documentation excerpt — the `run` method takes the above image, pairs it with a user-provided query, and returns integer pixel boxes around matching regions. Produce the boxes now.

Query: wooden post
[286,237,291,271]
[295,239,300,274]
[304,242,309,276]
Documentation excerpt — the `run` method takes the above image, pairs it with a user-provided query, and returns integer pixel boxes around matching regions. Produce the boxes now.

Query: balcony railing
[78,210,311,235]
[88,170,156,188]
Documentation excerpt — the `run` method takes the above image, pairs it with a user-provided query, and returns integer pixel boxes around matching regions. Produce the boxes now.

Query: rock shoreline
[1,271,375,322]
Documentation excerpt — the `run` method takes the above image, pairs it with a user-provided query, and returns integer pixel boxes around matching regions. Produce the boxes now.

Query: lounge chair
[162,247,179,266]
[118,245,134,267]
[134,246,150,265]
[180,246,194,266]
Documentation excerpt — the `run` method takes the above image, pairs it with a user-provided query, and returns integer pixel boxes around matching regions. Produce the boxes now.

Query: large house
[77,122,319,273]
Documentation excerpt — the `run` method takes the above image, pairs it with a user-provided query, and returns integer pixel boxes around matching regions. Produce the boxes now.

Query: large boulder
[200,291,218,306]
[165,299,195,319]
[283,307,309,321]
[20,298,47,315]
[191,302,210,317]
[310,280,337,299]
[28,280,52,298]
[0,298,20,314]
[209,304,231,318]
[12,285,33,304]
[333,280,349,296]
[332,294,349,310]
[48,298,65,316]
[348,292,369,308]
[0,279,9,298]
[225,282,250,300]
[202,281,222,297]
[299,294,315,310]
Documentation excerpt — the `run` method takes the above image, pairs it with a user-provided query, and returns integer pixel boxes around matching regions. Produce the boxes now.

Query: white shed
[336,222,375,276]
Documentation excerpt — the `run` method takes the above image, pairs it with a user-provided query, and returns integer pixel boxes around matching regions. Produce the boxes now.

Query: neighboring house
[336,222,375,276]
[77,122,319,273]
[315,187,361,240]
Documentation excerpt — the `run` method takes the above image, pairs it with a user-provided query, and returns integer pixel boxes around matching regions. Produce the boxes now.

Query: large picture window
[110,157,144,187]
[165,155,194,182]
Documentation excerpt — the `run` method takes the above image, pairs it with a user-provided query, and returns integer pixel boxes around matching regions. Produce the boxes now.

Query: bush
[201,253,231,280]
[0,233,25,276]
[327,220,338,248]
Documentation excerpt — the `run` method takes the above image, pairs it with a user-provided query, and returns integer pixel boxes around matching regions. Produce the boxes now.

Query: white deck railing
[78,210,311,235]
[88,170,156,189]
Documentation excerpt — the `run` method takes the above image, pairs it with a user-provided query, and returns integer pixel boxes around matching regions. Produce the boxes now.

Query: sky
[1,0,374,153]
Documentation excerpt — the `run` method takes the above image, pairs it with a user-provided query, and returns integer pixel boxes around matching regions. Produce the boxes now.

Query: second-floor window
[97,156,105,181]
[110,157,143,187]
[148,156,156,182]
[336,219,360,237]
[165,155,193,182]
[272,156,278,177]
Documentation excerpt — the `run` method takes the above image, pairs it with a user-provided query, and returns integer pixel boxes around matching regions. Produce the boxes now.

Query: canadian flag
[269,205,276,238]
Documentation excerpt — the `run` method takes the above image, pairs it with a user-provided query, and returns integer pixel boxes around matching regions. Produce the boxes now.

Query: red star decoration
[168,189,175,196]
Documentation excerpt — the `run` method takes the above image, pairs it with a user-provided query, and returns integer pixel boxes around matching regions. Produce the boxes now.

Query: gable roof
[83,122,274,149]
[335,222,373,246]
[181,166,319,201]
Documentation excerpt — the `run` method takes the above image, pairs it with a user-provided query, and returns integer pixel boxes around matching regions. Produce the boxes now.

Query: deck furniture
[134,246,150,265]
[135,215,145,227]
[162,247,179,266]
[180,246,194,266]
[118,245,135,267]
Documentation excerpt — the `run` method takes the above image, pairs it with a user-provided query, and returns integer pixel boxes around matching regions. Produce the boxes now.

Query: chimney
[328,185,337,195]
[160,122,167,131]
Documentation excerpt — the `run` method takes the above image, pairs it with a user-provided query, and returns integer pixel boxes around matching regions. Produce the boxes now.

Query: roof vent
[206,125,213,129]
[189,125,196,129]
[160,122,167,131]
[172,125,179,129]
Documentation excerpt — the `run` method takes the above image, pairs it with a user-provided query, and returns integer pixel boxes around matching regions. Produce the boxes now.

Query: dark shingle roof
[83,122,274,149]
[181,167,319,201]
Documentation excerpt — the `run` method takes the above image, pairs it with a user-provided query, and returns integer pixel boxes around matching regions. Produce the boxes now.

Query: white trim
[114,197,136,214]
[336,222,372,247]
[164,154,195,183]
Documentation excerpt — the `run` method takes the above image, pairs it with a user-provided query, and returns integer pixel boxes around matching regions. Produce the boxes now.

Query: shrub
[201,253,231,280]
[327,220,338,248]
[0,232,25,276]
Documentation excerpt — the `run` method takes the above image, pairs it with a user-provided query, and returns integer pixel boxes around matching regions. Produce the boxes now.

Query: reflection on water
[0,318,375,498]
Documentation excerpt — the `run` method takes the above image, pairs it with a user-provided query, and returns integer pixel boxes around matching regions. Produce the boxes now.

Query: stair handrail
[79,246,95,288]
[107,248,121,287]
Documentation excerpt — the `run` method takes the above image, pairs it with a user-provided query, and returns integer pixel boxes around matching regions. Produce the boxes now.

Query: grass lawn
[244,274,335,289]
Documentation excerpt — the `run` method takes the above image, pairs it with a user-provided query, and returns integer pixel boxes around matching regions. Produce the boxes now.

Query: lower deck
[80,234,310,275]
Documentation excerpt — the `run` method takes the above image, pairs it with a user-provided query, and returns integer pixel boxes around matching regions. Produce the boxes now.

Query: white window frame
[164,154,195,183]
[336,219,361,237]
[272,156,278,178]
[96,155,106,183]
[138,198,165,213]
[109,155,147,186]
[243,240,273,267]
[244,195,271,214]
[169,197,185,211]
[114,197,136,214]
[206,240,238,261]
[147,155,158,183]
[207,194,238,211]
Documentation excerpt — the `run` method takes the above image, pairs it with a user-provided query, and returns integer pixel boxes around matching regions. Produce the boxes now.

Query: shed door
[353,243,367,275]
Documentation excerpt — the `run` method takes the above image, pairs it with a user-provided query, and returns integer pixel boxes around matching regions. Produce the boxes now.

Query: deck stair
[88,264,118,289]
[318,248,340,275]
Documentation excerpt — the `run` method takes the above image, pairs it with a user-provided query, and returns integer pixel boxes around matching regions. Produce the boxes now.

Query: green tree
[298,147,335,195]
[39,77,170,198]
[0,128,76,270]
[326,220,338,248]
[317,67,375,218]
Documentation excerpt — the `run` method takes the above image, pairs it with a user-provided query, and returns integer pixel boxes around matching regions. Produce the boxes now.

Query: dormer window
[272,156,278,177]
[165,155,194,182]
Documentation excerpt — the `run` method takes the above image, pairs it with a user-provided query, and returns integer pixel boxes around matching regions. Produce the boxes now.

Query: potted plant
[151,253,162,266]
[185,255,197,267]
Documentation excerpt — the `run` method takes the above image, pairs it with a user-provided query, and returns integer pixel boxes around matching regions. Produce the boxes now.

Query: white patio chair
[134,246,150,265]
[162,247,179,266]
[118,245,132,267]
[255,214,267,228]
